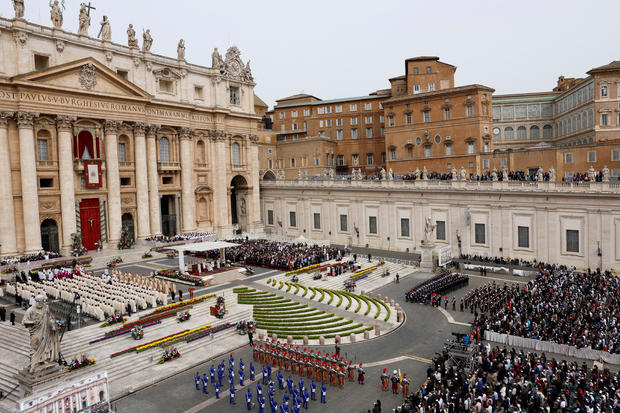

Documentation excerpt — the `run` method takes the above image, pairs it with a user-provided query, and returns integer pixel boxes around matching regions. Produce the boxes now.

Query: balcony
[36,160,58,170]
[73,159,105,172]
[157,161,181,172]
[119,161,135,170]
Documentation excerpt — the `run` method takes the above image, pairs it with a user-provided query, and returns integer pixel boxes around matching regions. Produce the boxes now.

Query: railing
[37,160,58,168]
[119,161,135,168]
[157,162,181,171]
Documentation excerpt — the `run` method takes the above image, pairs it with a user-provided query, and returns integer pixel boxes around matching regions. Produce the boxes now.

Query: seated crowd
[472,267,619,353]
[403,344,619,412]
[144,232,216,243]
[459,254,542,269]
[205,239,344,271]
[0,250,62,266]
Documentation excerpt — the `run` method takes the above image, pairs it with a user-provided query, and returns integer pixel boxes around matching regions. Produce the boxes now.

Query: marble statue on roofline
[13,0,25,19]
[49,0,63,28]
[78,3,90,36]
[143,29,153,52]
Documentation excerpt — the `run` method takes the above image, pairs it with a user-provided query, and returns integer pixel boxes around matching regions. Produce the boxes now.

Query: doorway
[79,199,101,250]
[121,213,135,241]
[40,219,59,253]
[230,175,249,231]
[160,195,177,237]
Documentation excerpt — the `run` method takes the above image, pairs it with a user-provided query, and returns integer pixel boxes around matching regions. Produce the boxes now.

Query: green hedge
[261,320,353,332]
[357,295,373,317]
[266,323,364,337]
[278,281,284,290]
[253,311,325,320]
[254,314,335,324]
[318,289,325,302]
[325,290,334,305]
[233,287,254,293]
[256,317,345,328]
[309,287,317,300]
[299,284,309,297]
[332,291,344,307]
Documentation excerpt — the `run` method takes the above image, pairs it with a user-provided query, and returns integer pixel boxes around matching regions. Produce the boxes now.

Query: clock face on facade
[493,127,500,135]
[229,61,241,76]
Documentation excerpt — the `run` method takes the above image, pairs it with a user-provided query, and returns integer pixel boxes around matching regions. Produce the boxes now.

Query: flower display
[177,311,191,323]
[131,326,144,340]
[66,355,96,371]
[99,313,126,328]
[156,269,205,286]
[285,263,320,276]
[146,294,214,316]
[157,347,180,364]
[88,320,161,344]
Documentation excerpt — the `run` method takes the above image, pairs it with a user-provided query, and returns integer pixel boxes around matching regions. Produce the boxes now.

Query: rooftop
[587,61,620,74]
[275,94,390,109]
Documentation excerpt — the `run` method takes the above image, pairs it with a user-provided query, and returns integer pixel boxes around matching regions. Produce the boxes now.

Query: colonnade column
[179,128,196,232]
[103,120,122,244]
[133,123,150,239]
[247,134,261,230]
[210,130,230,233]
[17,112,42,253]
[146,125,161,235]
[56,116,76,249]
[0,112,17,255]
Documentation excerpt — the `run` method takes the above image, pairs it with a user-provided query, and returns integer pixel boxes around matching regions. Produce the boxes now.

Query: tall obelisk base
[420,244,435,270]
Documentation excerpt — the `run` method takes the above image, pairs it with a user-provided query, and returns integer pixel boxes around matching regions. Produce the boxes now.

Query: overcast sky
[2,0,619,108]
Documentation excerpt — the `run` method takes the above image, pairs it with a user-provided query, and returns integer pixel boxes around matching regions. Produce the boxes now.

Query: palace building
[0,12,262,256]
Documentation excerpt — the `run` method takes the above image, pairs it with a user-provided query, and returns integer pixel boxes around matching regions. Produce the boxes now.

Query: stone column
[210,130,230,234]
[56,116,76,250]
[146,125,161,235]
[104,120,122,244]
[179,128,196,232]
[0,112,17,255]
[17,112,42,253]
[133,123,151,239]
[247,134,261,231]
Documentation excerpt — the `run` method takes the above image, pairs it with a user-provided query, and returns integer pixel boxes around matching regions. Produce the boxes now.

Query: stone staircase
[0,322,28,410]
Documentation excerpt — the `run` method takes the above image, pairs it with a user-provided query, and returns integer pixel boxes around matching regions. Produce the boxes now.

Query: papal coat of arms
[79,63,97,90]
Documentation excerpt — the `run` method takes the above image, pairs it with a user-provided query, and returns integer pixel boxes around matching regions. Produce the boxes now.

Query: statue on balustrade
[78,3,90,36]
[22,295,60,373]
[423,217,436,245]
[602,165,610,182]
[548,167,556,182]
[49,0,63,28]
[13,0,25,19]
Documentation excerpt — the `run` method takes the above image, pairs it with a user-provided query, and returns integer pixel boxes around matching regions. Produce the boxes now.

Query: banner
[84,160,102,188]
[438,245,453,267]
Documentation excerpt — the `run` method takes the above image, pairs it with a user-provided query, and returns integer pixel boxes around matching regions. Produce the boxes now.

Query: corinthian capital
[0,112,15,128]
[146,124,160,138]
[208,129,227,141]
[103,120,120,135]
[133,122,147,136]
[56,115,75,131]
[16,112,38,129]
[179,127,194,141]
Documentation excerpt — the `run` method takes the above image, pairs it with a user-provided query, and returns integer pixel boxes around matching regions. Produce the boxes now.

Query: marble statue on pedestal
[78,3,90,36]
[142,29,153,52]
[388,168,394,180]
[491,168,498,181]
[537,166,544,182]
[588,166,596,181]
[13,0,25,19]
[602,165,610,182]
[422,166,428,180]
[100,16,111,41]
[212,48,224,71]
[549,167,556,182]
[127,24,138,48]
[460,167,467,181]
[49,0,62,28]
[380,168,387,180]
[451,167,457,179]
[177,39,186,61]
[414,168,420,180]
[22,295,60,373]
[424,217,436,245]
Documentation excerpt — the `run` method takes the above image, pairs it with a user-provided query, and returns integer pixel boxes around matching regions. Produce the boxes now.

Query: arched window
[504,127,514,140]
[542,125,553,139]
[196,140,205,163]
[530,125,540,139]
[159,137,170,163]
[516,126,527,140]
[231,142,241,165]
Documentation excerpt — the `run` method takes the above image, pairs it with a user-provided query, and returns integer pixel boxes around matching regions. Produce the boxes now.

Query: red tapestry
[84,161,102,188]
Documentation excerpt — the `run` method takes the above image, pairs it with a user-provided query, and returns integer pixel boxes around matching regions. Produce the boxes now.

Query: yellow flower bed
[349,262,384,278]
[136,323,212,352]
[285,264,320,276]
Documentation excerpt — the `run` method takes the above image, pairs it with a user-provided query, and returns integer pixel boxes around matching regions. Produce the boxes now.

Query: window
[364,103,372,110]
[443,108,451,120]
[336,130,343,140]
[229,86,240,105]
[480,159,489,169]
[379,115,385,123]
[368,216,377,234]
[423,111,430,123]
[292,134,299,141]
[117,69,129,80]
[413,84,420,93]
[37,139,48,161]
[530,125,540,139]
[120,177,131,186]
[351,129,358,139]
[350,118,358,126]
[34,54,49,71]
[413,67,419,75]
[588,151,596,162]
[365,116,372,124]
[428,83,435,91]
[542,125,553,138]
[336,119,343,126]
[365,127,373,138]
[501,158,507,168]
[390,149,396,160]
[601,85,608,98]
[350,104,357,111]
[424,146,431,158]
[467,142,474,154]
[325,120,332,127]
[612,149,620,161]
[314,158,319,166]
[267,210,274,225]
[231,142,241,165]
[303,109,311,116]
[445,144,452,156]
[405,113,412,124]
[474,223,486,244]
[335,105,343,113]
[517,126,527,140]
[268,159,273,169]
[194,86,204,100]
[388,115,395,127]
[566,229,579,253]
[118,142,126,162]
[366,153,374,165]
[336,155,344,165]
[466,105,473,117]
[159,79,174,94]
[351,154,359,166]
[162,176,173,185]
[504,127,514,140]
[290,157,295,167]
[319,120,324,128]
[313,213,321,229]
[565,153,573,164]
[380,127,385,136]
[436,220,446,240]
[337,214,348,231]
[601,113,608,126]
[426,66,432,73]
[483,142,489,152]
[292,123,298,131]
[39,178,53,188]
[400,218,410,237]
[518,226,529,248]
[291,110,298,118]
[289,211,296,227]
[159,137,170,163]
[279,112,286,119]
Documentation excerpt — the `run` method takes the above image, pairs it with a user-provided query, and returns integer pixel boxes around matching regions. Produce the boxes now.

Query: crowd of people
[562,171,605,182]
[402,344,619,412]
[209,240,345,271]
[405,272,469,304]
[471,267,620,353]
[459,254,545,269]
[0,250,61,266]
[144,232,216,243]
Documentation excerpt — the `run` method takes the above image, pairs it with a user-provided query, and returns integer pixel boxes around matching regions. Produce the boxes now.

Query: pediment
[12,57,151,99]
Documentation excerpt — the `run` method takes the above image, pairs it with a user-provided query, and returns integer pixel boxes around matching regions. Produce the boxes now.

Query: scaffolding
[443,339,477,373]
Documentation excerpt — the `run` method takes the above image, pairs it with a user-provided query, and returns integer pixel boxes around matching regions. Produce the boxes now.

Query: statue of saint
[78,3,90,36]
[49,0,62,28]
[537,166,544,182]
[587,165,596,181]
[424,217,436,245]
[13,0,25,19]
[142,29,153,52]
[240,198,246,215]
[388,168,394,180]
[100,16,111,41]
[212,48,224,71]
[380,168,387,180]
[242,60,253,82]
[177,39,186,61]
[422,166,428,180]
[127,24,138,48]
[22,295,60,373]
[460,167,467,181]
[602,165,610,182]
[491,168,498,181]
[548,167,556,182]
